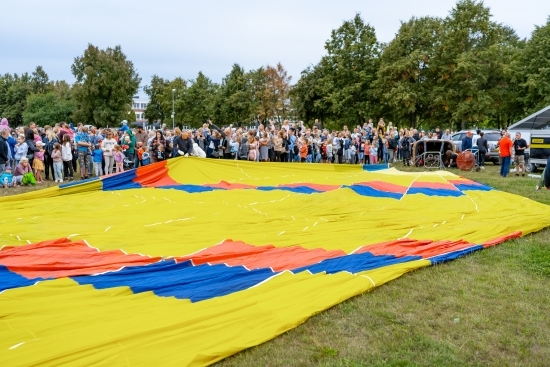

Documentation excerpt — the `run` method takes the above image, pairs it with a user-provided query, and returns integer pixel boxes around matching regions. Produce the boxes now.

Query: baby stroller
[123,157,135,171]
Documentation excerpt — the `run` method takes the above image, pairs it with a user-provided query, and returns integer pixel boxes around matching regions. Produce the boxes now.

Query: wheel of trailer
[527,162,537,173]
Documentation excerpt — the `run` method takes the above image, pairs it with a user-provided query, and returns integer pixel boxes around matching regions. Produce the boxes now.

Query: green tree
[143,75,170,123]
[22,91,77,126]
[31,66,52,94]
[519,17,550,114]
[0,72,33,126]
[213,64,254,124]
[290,65,328,126]
[170,77,188,127]
[183,72,217,127]
[431,0,506,130]
[374,16,443,128]
[292,13,381,127]
[71,44,140,127]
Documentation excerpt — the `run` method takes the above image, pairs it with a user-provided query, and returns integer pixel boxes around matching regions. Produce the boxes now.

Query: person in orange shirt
[499,132,513,177]
[299,138,308,162]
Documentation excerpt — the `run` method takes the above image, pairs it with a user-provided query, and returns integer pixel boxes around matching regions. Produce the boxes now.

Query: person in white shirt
[101,130,117,175]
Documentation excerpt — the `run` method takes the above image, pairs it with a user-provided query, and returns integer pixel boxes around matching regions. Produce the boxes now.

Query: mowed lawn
[216,164,550,367]
[1,165,549,366]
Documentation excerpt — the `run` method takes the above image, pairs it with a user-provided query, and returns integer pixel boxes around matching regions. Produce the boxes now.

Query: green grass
[215,164,550,367]
[2,165,549,366]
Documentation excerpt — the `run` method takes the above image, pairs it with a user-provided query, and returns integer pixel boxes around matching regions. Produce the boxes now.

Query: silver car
[451,130,502,164]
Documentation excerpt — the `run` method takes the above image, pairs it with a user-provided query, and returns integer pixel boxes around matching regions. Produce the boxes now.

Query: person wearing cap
[119,120,129,133]
[461,131,473,152]
[0,165,13,188]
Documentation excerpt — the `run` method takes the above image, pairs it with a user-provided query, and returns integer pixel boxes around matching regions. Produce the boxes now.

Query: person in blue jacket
[461,131,473,151]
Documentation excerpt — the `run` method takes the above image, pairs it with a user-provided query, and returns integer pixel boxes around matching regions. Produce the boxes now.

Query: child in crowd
[358,140,365,164]
[363,141,370,164]
[350,141,357,164]
[0,166,13,188]
[299,138,308,162]
[306,139,313,163]
[230,138,239,160]
[326,139,333,164]
[92,144,103,177]
[51,143,63,183]
[141,147,151,166]
[33,141,45,184]
[113,145,125,173]
[369,141,378,164]
[61,134,74,181]
[14,134,28,167]
[135,142,144,167]
[156,144,166,162]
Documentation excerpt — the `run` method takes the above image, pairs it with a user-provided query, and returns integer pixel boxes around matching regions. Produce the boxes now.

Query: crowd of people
[0,116,527,190]
[0,117,457,188]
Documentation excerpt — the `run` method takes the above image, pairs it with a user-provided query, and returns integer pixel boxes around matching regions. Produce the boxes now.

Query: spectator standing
[61,134,74,181]
[101,131,117,175]
[51,143,63,182]
[513,132,528,177]
[25,130,39,166]
[75,126,92,179]
[499,132,513,177]
[43,128,58,181]
[476,132,489,169]
[14,134,28,167]
[461,131,473,151]
[0,129,9,173]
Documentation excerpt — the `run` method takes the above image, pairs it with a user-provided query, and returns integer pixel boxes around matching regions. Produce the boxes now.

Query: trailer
[507,105,550,173]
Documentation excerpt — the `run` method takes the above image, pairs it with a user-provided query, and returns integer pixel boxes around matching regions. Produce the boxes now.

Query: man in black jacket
[0,129,9,173]
[476,132,489,169]
[173,131,194,157]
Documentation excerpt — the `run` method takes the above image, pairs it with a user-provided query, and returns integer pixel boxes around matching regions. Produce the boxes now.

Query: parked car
[451,130,502,164]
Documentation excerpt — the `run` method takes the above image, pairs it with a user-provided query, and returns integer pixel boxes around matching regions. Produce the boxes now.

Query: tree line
[0,0,548,131]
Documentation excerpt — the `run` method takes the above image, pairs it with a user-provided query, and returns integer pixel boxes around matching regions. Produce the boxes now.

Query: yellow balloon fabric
[0,158,549,366]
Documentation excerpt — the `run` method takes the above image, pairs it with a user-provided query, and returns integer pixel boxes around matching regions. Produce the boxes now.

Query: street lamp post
[171,89,176,130]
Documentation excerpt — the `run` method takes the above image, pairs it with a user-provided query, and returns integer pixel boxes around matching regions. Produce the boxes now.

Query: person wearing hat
[0,165,12,188]
[119,120,129,133]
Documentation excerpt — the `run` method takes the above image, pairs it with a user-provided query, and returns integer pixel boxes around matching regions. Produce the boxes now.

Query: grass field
[216,164,550,367]
[1,164,549,366]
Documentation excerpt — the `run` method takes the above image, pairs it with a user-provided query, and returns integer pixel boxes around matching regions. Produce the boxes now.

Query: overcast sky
[2,0,548,90]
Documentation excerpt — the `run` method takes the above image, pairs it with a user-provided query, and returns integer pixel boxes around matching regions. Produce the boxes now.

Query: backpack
[401,138,409,150]
[22,172,36,186]
[388,138,397,150]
